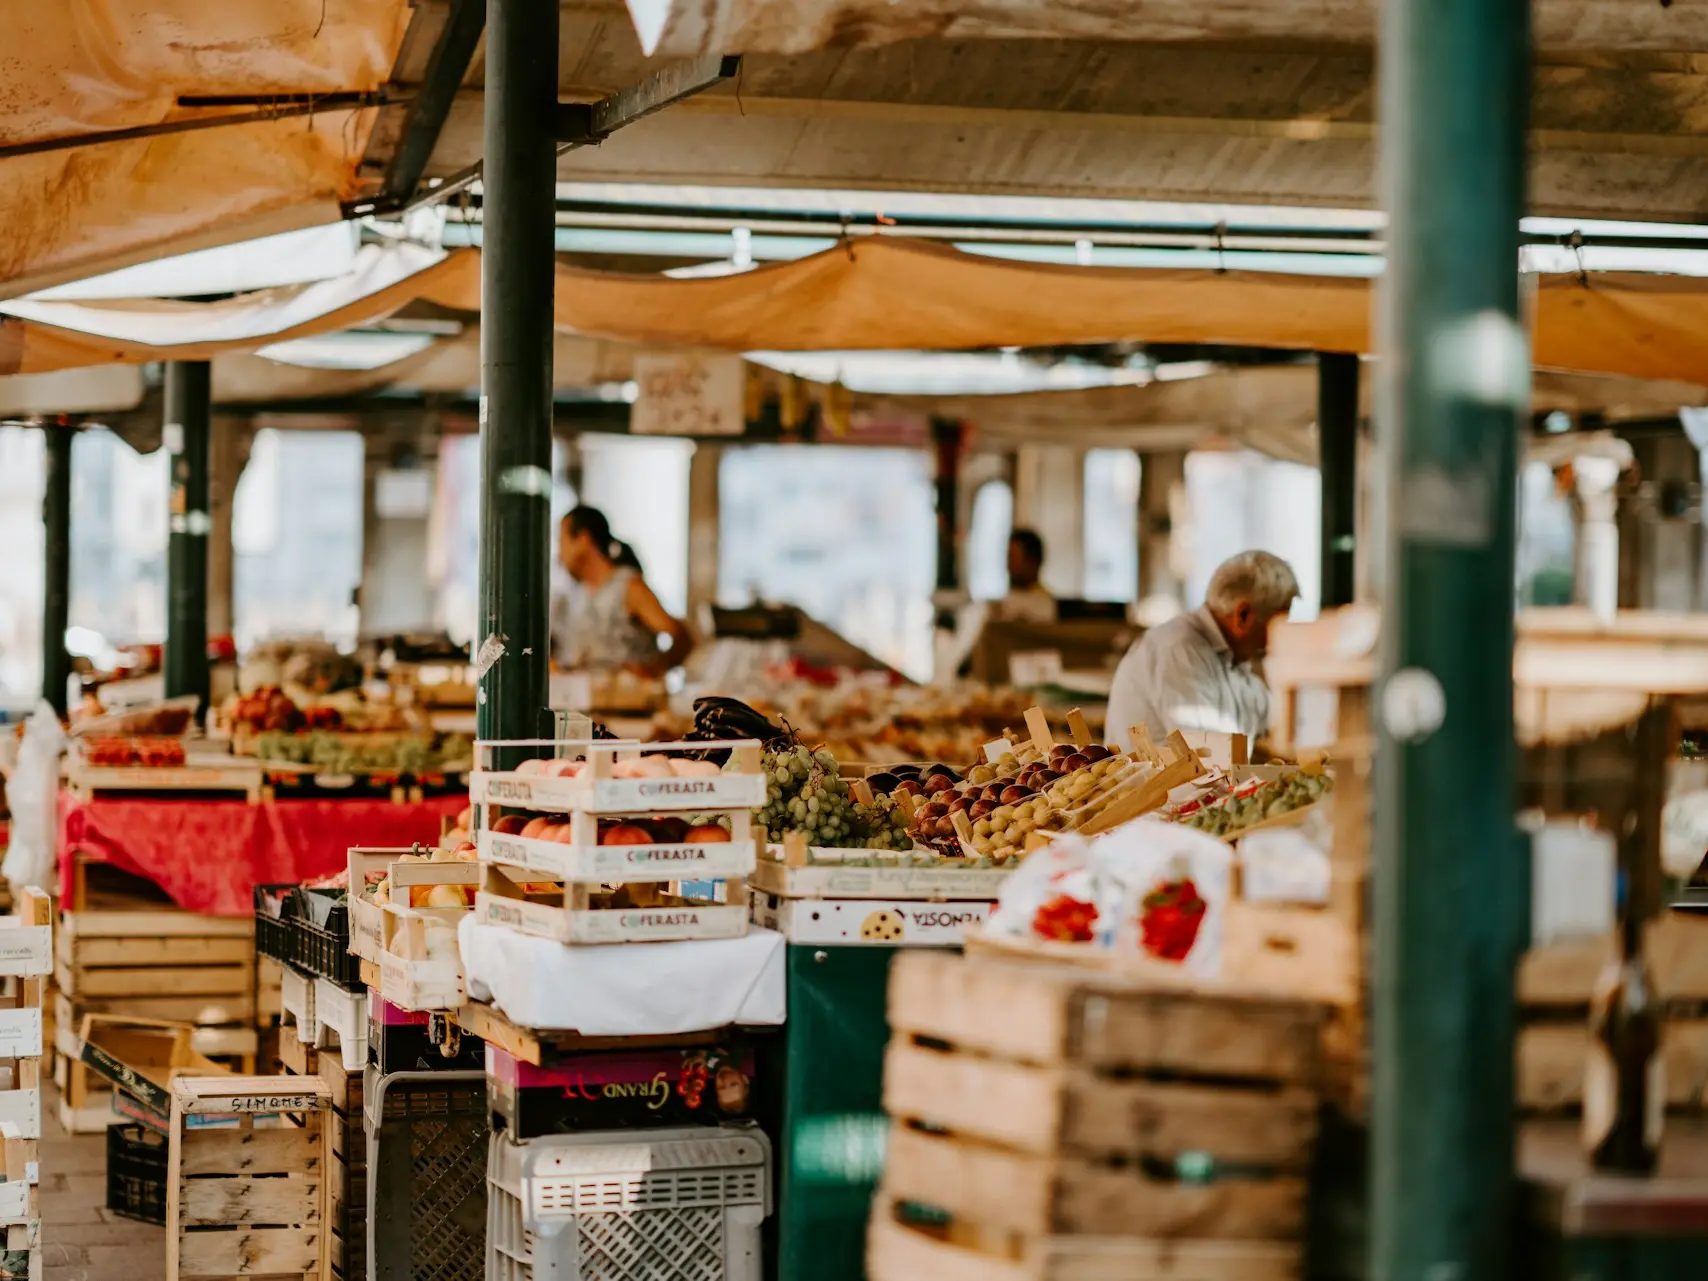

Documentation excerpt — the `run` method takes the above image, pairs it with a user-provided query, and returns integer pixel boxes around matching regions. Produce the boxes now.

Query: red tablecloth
[58,792,467,917]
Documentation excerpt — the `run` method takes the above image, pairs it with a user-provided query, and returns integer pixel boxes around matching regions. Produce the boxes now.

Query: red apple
[685,823,730,843]
[494,815,529,836]
[599,823,654,846]
[520,817,552,839]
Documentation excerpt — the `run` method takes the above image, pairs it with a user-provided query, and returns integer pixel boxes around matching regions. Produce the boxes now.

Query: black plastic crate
[366,1069,488,1281]
[106,1123,167,1226]
[371,998,484,1074]
[291,887,364,989]
[253,882,298,965]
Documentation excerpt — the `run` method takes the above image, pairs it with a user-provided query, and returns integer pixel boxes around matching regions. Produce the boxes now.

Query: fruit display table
[58,791,465,916]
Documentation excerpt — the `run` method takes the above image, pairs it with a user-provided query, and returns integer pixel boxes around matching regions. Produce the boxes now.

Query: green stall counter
[757,943,896,1281]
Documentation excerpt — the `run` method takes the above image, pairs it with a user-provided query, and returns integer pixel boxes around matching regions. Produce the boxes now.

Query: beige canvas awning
[0,0,411,299]
[15,236,1708,389]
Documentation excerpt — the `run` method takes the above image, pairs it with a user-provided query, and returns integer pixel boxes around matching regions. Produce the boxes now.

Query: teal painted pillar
[1372,0,1531,1277]
[476,0,558,743]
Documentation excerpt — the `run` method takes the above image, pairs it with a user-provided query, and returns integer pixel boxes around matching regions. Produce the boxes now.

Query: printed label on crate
[486,1042,756,1138]
[749,892,992,946]
[588,775,766,811]
[76,1042,170,1116]
[0,1014,39,1063]
[0,929,50,978]
[471,769,765,812]
[476,894,748,944]
[479,830,755,882]
[752,857,1011,901]
[348,901,385,963]
[182,1092,320,1116]
[0,1182,29,1223]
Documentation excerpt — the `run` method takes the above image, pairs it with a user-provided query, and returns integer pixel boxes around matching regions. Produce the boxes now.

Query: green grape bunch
[755,745,867,848]
[855,791,912,851]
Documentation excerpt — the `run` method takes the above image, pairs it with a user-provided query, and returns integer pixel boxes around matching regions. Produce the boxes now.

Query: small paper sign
[631,352,746,437]
[1008,650,1064,687]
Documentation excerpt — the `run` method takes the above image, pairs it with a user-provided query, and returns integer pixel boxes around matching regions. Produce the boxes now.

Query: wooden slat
[179,1175,322,1226]
[1519,913,1708,1006]
[175,1225,322,1276]
[176,1126,322,1177]
[1517,1020,1708,1110]
[884,1041,1315,1166]
[60,991,256,1025]
[867,1209,1302,1281]
[61,911,253,940]
[887,952,1322,1082]
[57,963,253,999]
[882,1124,1305,1240]
[65,936,253,968]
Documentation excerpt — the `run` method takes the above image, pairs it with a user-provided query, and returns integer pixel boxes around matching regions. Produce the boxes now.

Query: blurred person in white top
[1105,550,1300,751]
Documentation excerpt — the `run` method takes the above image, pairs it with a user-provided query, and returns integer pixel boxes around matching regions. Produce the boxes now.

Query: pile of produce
[907,740,1151,862]
[252,730,473,774]
[487,812,731,846]
[230,688,342,734]
[758,745,861,847]
[664,682,1083,767]
[80,736,186,768]
[1174,770,1332,838]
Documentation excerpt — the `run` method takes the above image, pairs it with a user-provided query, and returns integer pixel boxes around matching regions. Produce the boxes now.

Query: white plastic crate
[486,1126,770,1281]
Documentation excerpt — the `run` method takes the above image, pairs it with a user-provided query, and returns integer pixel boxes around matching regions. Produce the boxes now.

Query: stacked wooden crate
[1517,912,1708,1119]
[0,890,51,1281]
[54,904,257,1131]
[869,951,1327,1281]
[278,1003,367,1281]
[165,1076,331,1281]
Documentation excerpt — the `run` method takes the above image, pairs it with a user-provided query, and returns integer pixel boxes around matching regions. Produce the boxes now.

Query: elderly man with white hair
[1106,550,1301,751]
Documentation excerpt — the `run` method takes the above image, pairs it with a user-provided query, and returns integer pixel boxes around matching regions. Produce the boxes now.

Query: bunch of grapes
[856,792,913,850]
[757,745,863,847]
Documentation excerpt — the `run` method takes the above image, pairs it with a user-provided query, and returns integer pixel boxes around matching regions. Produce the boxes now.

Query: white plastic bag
[1094,819,1232,977]
[4,703,64,892]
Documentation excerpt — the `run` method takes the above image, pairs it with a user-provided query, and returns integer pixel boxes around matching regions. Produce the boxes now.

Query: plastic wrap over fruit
[986,837,1109,944]
[1097,819,1231,976]
[987,820,1231,976]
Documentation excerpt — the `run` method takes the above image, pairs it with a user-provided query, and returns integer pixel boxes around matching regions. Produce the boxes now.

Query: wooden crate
[1516,912,1708,1113]
[167,1076,331,1281]
[56,909,255,1007]
[282,1052,364,1281]
[870,951,1325,1281]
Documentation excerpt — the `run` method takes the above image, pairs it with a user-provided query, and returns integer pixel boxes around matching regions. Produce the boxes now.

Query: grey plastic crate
[486,1126,771,1281]
[364,1067,489,1281]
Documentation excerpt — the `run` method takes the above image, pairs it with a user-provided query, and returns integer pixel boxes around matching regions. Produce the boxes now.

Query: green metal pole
[1317,353,1359,609]
[164,361,212,715]
[1372,0,1531,1275]
[477,0,558,744]
[40,423,72,717]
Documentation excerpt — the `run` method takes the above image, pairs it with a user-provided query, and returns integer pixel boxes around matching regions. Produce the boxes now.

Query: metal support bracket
[553,54,740,146]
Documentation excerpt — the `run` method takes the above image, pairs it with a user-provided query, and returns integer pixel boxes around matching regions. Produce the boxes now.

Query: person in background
[1105,550,1299,750]
[551,506,693,677]
[993,528,1056,623]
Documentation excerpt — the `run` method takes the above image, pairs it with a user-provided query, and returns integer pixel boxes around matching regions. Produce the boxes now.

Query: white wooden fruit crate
[470,740,766,814]
[476,862,749,945]
[346,845,426,964]
[377,902,467,1012]
[476,810,757,882]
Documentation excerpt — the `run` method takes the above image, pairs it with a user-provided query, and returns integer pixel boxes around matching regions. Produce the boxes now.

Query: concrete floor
[39,1089,165,1281]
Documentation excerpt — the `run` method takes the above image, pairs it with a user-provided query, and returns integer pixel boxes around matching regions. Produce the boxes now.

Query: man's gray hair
[1205,550,1300,617]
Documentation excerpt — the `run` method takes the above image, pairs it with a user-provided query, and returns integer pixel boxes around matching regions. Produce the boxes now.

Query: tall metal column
[164,361,212,714]
[1372,0,1530,1275]
[40,423,72,716]
[1318,353,1359,609]
[477,0,558,742]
